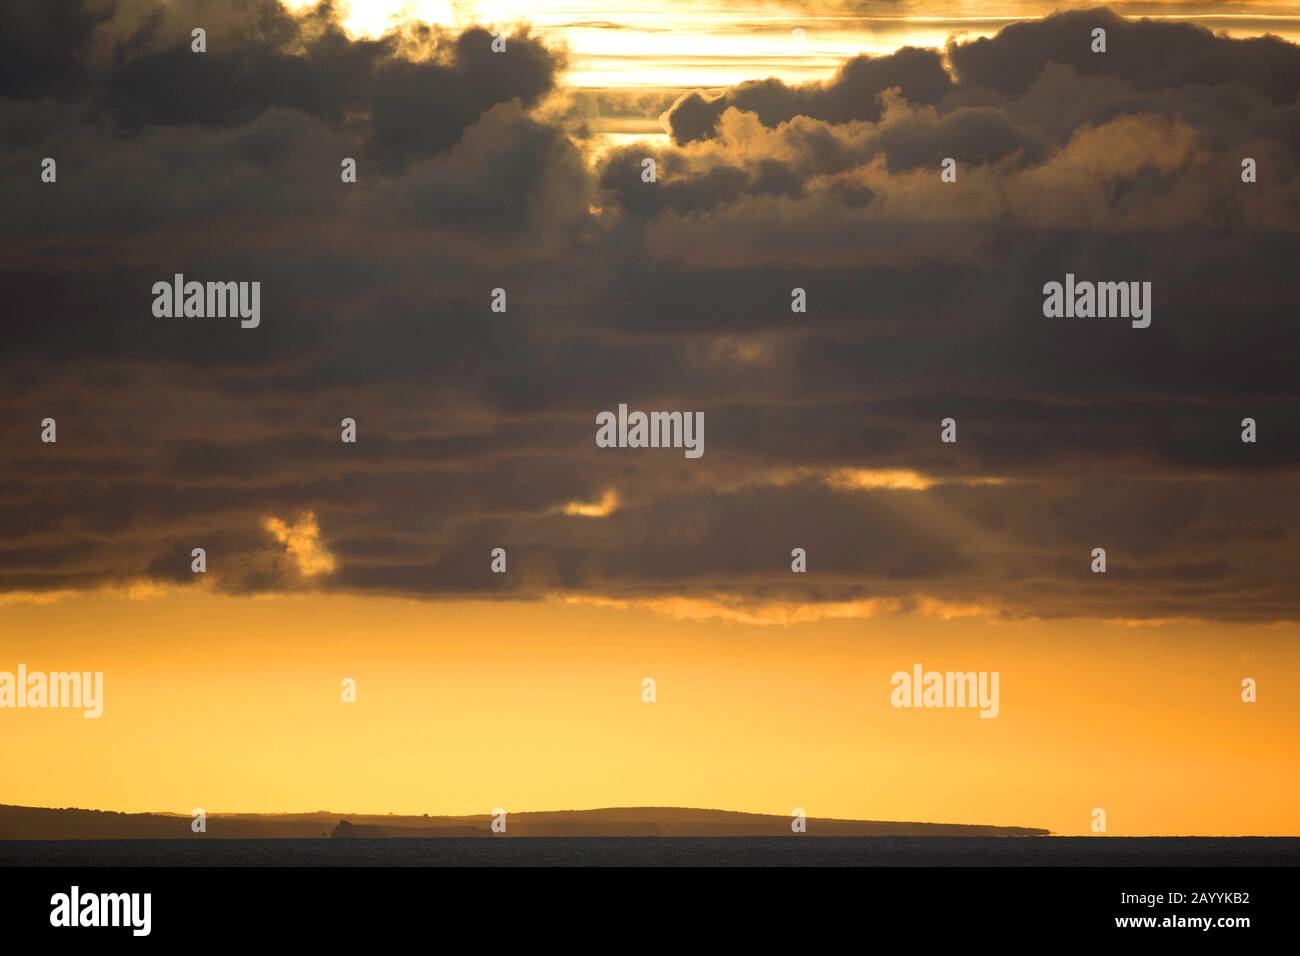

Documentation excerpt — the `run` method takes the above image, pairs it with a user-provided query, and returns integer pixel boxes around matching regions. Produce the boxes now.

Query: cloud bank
[2,2,1298,623]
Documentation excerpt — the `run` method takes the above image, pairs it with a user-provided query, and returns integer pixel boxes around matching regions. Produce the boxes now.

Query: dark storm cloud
[363,26,560,169]
[1,4,1298,623]
[598,148,781,216]
[0,0,108,101]
[664,46,953,145]
[0,0,563,169]
[375,102,591,233]
[947,7,1300,103]
[664,8,1300,150]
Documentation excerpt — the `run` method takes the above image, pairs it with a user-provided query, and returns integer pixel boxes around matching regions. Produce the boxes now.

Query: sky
[1,0,1299,835]
[286,1,1300,87]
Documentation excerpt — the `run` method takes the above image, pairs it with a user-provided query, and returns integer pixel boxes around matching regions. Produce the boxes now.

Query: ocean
[3,836,1298,867]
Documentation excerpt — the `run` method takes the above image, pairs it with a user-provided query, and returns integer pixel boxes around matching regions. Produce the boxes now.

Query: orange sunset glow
[4,591,1300,834]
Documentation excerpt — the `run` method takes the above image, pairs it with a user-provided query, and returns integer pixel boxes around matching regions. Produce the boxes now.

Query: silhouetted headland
[0,804,1049,839]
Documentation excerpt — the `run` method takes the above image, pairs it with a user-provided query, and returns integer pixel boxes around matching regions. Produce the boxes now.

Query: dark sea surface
[2,837,1298,866]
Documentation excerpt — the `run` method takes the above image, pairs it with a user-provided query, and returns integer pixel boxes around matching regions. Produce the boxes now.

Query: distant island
[0,804,1049,839]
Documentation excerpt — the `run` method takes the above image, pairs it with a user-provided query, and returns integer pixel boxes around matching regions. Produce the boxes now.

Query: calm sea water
[3,837,1298,867]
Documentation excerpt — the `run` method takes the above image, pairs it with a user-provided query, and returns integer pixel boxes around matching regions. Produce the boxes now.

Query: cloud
[562,489,620,517]
[1,0,564,169]
[0,5,1298,624]
[947,7,1300,103]
[662,46,954,145]
[263,511,336,577]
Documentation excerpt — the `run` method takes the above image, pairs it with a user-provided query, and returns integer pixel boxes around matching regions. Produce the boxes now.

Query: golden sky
[3,590,1298,834]
[284,0,1300,88]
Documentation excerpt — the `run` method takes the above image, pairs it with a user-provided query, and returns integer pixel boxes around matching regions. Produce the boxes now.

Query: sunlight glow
[282,1,1300,90]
